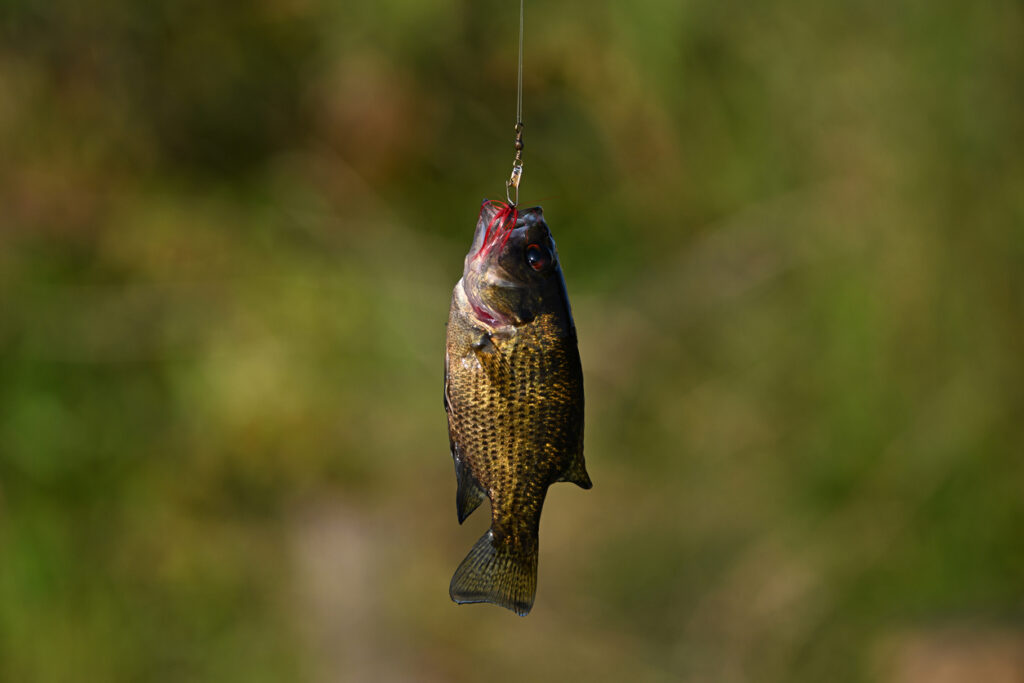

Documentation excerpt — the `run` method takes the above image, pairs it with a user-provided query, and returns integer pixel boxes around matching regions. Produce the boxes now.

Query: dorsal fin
[558,456,592,489]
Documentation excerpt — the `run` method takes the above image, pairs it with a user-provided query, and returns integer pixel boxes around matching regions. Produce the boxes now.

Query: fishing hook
[506,123,524,206]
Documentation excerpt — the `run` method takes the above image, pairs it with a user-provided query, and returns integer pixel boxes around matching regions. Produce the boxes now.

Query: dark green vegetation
[2,0,1022,681]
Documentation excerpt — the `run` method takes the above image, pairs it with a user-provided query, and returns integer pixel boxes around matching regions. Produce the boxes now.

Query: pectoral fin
[472,333,513,388]
[454,455,486,523]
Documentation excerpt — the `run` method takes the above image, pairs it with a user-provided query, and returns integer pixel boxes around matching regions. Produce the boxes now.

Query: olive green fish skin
[444,203,591,616]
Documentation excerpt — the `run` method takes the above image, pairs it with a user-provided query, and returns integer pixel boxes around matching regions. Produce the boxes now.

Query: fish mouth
[470,200,519,263]
[461,201,545,328]
[460,200,520,328]
[468,200,545,263]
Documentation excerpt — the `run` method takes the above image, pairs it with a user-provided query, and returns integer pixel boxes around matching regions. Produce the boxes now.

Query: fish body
[444,200,590,616]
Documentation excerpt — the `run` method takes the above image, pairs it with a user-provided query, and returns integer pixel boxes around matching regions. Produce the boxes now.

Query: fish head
[461,201,571,330]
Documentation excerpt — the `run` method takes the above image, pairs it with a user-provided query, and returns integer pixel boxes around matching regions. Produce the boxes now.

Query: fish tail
[449,529,537,617]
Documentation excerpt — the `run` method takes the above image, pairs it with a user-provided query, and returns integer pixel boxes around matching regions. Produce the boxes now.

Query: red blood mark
[470,301,501,326]
[474,200,518,262]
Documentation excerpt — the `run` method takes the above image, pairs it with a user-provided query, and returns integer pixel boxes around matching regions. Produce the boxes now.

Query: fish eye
[525,243,549,271]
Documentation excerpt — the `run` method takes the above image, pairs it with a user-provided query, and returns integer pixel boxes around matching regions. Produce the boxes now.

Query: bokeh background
[2,0,1023,681]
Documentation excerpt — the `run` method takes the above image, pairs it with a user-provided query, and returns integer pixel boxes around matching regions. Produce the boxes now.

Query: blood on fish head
[461,201,568,330]
[467,200,517,263]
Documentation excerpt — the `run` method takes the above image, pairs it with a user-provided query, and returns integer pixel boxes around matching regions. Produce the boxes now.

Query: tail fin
[449,529,537,616]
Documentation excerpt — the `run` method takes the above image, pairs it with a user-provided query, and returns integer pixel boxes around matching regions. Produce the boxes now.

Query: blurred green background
[2,0,1023,681]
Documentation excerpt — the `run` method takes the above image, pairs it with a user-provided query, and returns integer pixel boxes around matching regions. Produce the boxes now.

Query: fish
[444,199,591,616]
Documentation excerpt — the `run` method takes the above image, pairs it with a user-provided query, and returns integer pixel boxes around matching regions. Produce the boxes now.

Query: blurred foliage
[2,0,1023,681]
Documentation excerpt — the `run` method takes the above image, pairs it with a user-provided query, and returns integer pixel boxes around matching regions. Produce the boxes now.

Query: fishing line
[506,0,525,207]
[516,0,524,126]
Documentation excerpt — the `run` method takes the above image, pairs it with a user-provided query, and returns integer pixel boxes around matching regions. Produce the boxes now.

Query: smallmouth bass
[444,200,591,616]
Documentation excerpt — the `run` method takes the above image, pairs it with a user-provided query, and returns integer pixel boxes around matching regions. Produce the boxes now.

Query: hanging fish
[444,200,591,616]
